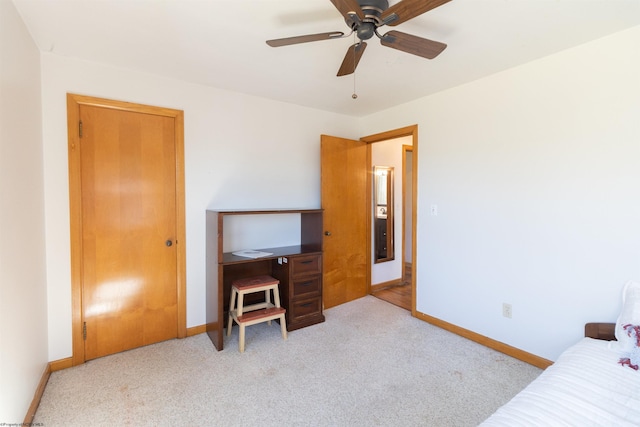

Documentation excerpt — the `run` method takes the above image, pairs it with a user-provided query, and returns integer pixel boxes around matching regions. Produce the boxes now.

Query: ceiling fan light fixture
[357,22,376,40]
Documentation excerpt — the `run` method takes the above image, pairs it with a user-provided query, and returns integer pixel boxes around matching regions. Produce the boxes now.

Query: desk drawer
[290,296,322,321]
[290,254,322,277]
[292,276,321,297]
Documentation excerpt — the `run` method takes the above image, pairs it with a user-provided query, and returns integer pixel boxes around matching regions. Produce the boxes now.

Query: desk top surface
[221,245,321,265]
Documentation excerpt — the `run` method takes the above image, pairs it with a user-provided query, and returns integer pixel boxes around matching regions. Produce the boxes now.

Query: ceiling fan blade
[266,31,345,47]
[380,0,452,27]
[329,0,365,22]
[380,30,446,59]
[337,42,367,76]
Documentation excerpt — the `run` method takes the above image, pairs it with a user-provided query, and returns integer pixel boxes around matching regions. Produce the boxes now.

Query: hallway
[372,283,411,310]
[371,263,411,310]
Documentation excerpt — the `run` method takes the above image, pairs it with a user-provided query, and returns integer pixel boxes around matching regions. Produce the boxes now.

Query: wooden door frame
[361,125,418,315]
[67,93,187,366]
[402,144,413,287]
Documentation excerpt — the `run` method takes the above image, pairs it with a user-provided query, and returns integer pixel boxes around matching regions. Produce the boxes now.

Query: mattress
[481,338,640,426]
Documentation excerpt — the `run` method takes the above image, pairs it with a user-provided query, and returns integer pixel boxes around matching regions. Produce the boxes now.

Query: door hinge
[79,120,83,138]
[83,321,87,340]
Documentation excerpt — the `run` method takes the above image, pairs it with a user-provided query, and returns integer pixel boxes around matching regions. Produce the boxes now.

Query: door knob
[166,239,173,247]
[324,231,331,236]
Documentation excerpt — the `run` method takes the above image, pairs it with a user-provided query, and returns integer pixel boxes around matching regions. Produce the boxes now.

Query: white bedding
[481,338,640,427]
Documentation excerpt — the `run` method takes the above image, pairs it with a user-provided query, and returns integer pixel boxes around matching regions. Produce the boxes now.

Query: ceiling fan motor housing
[348,0,389,40]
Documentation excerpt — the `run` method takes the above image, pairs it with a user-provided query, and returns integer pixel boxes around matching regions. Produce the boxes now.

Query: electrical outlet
[502,303,512,319]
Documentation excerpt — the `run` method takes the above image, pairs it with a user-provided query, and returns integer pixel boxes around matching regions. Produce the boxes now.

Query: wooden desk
[206,209,324,351]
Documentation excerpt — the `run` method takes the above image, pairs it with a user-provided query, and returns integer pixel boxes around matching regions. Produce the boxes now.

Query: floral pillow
[619,324,640,370]
[616,281,640,371]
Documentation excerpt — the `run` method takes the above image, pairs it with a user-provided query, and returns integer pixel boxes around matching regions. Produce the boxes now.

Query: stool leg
[227,287,237,337]
[265,288,272,326]
[272,285,286,339]
[280,314,287,341]
[273,285,282,307]
[237,291,245,317]
[237,290,246,352]
[239,323,246,353]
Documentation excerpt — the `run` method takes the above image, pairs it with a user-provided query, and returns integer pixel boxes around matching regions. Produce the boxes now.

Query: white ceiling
[12,0,640,117]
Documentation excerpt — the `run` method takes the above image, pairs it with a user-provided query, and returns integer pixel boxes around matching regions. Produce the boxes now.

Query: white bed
[481,337,640,426]
[482,281,640,426]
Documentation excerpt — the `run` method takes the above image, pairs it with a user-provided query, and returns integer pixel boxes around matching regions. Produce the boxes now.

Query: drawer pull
[300,260,313,264]
[300,303,313,307]
[300,281,313,286]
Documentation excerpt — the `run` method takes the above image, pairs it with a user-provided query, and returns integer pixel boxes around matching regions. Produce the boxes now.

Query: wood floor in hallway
[371,263,412,311]
[372,284,411,310]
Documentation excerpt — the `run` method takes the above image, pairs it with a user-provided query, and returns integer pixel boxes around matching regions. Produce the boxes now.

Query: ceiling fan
[266,0,452,76]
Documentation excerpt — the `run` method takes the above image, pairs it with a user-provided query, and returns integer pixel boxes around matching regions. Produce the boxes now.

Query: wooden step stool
[226,275,287,352]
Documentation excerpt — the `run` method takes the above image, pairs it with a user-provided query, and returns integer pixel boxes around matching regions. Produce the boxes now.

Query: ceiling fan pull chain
[352,72,357,99]
[352,33,358,99]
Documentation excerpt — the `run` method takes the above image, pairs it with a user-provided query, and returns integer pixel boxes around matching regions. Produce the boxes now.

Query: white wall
[10,9,638,382]
[0,0,48,421]
[361,26,640,361]
[39,53,359,361]
[371,136,411,285]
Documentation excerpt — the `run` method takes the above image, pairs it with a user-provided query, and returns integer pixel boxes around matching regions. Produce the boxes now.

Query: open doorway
[362,126,417,313]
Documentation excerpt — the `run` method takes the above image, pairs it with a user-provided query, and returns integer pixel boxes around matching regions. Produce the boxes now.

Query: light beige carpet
[34,296,541,426]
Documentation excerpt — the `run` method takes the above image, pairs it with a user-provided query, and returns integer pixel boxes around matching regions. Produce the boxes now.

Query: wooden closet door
[79,104,178,360]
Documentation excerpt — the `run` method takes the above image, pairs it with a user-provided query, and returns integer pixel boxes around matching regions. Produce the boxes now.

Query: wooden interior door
[321,135,370,308]
[68,95,186,362]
